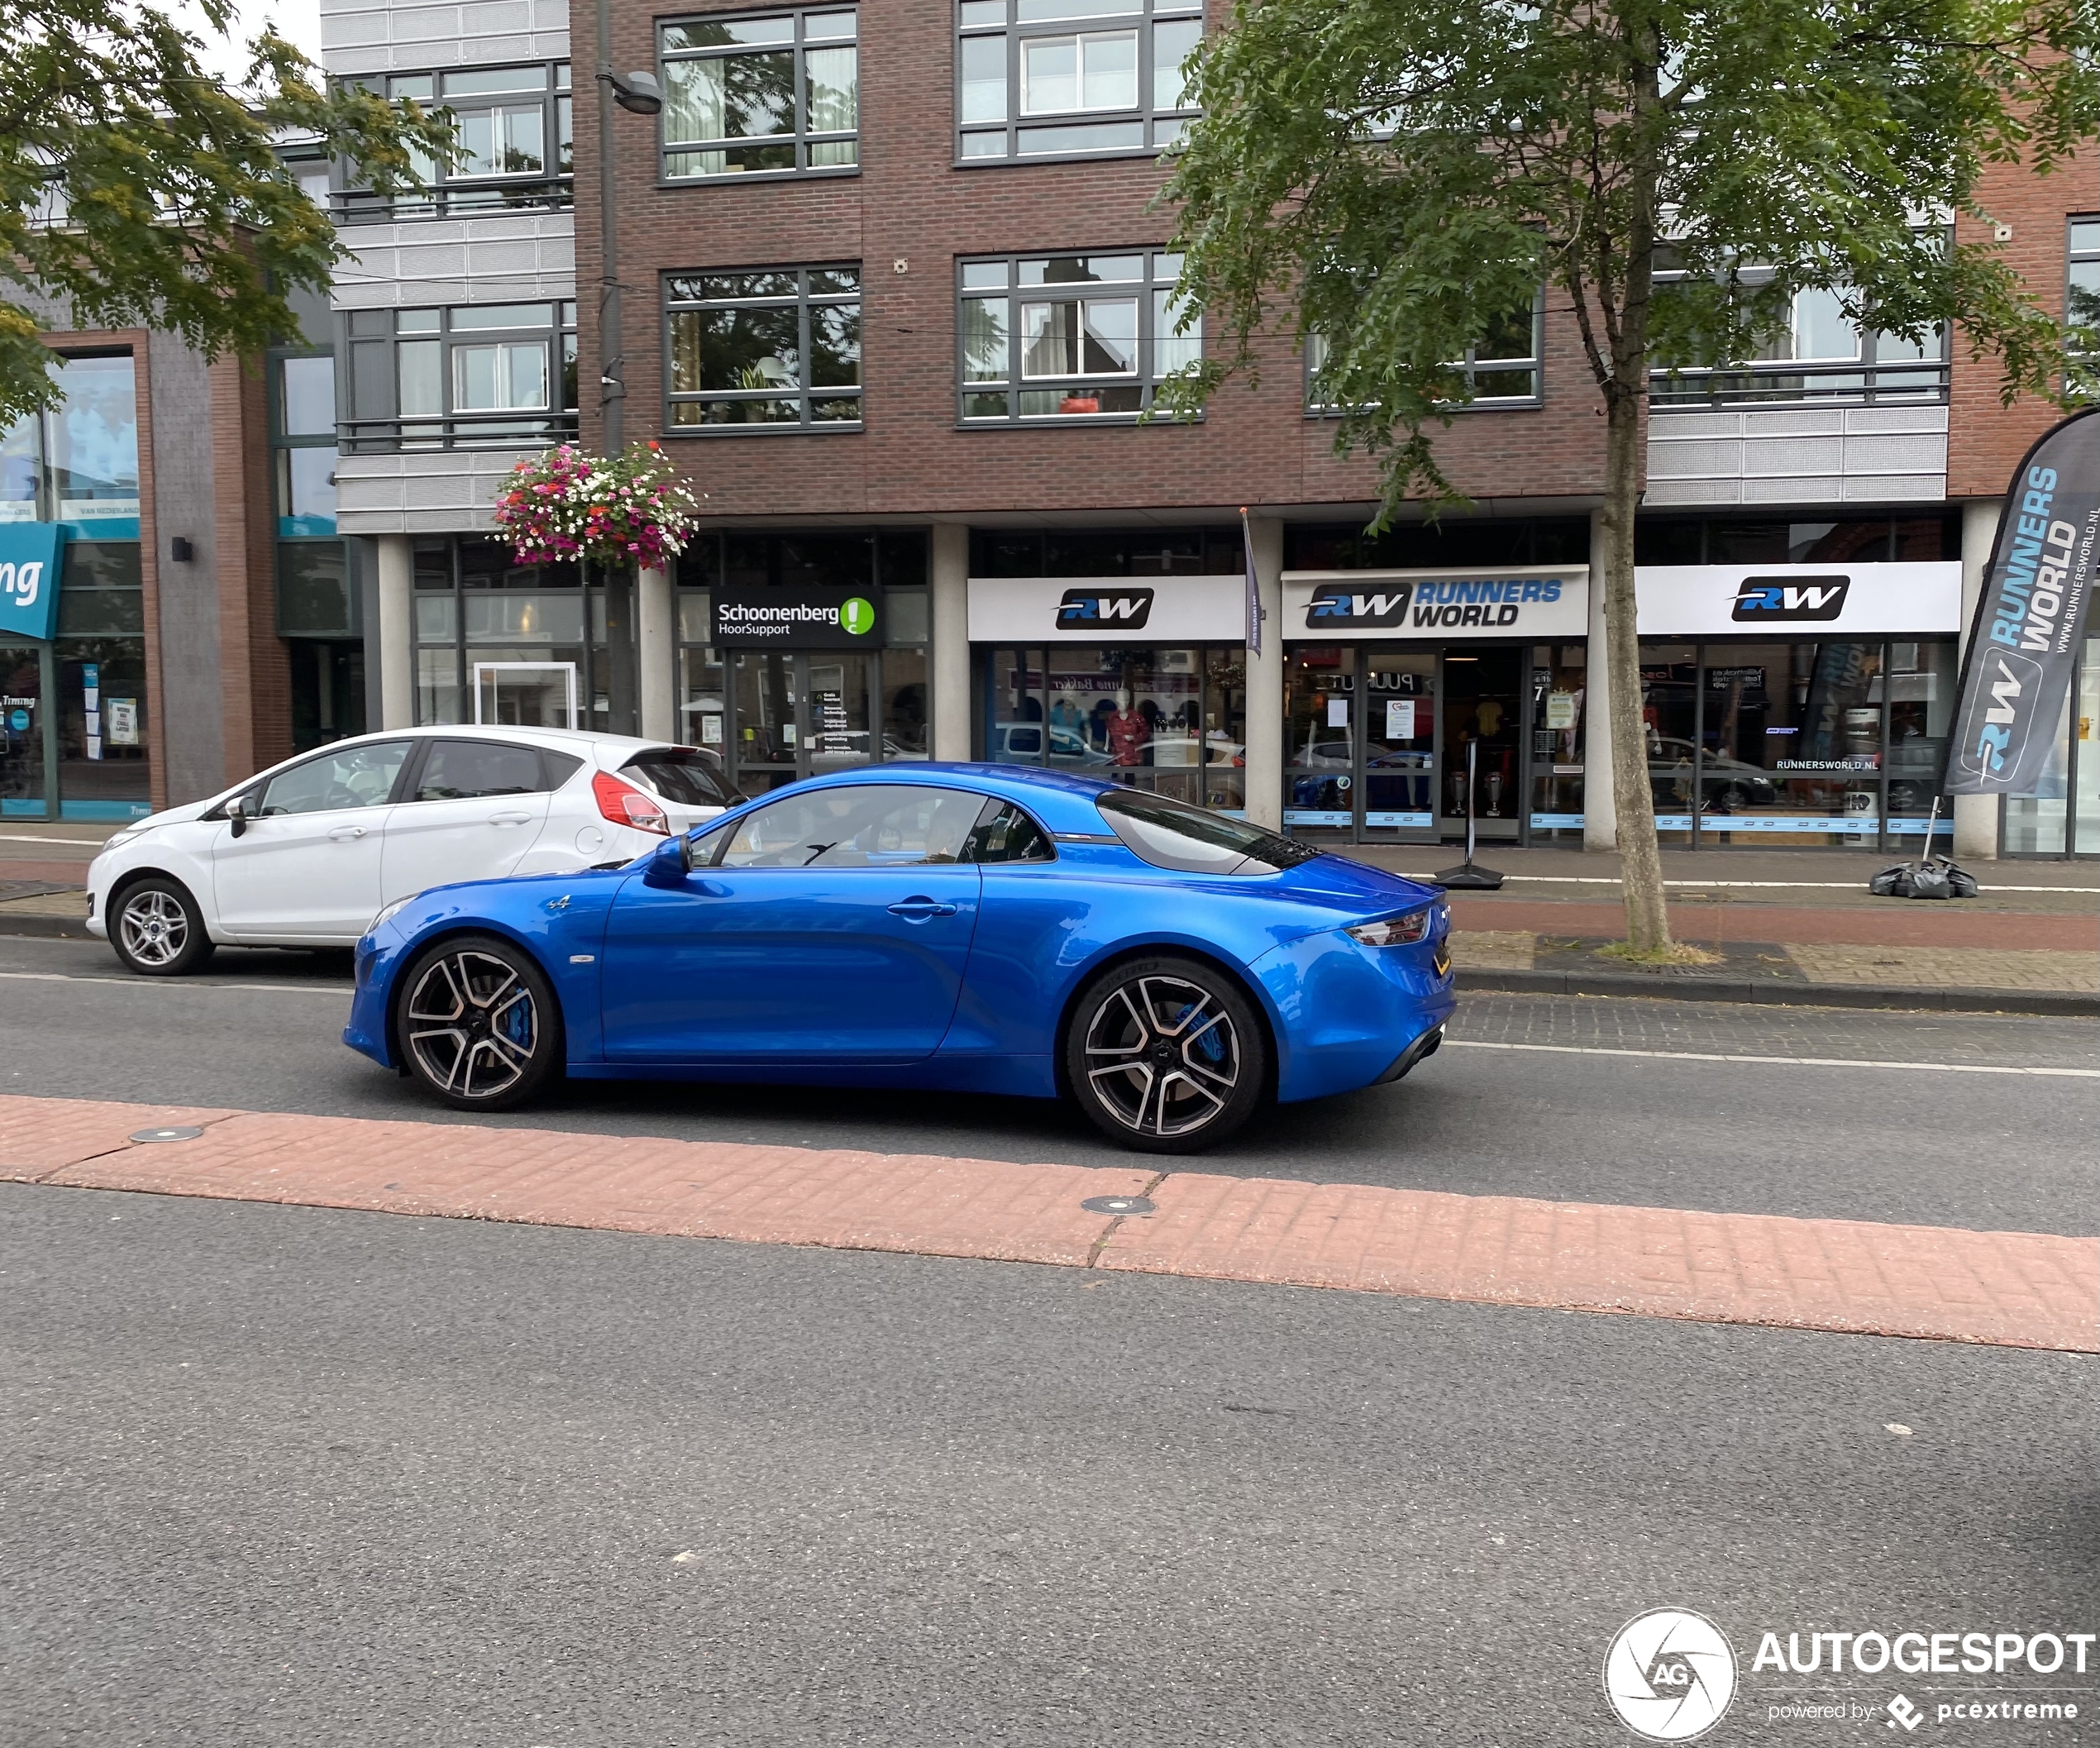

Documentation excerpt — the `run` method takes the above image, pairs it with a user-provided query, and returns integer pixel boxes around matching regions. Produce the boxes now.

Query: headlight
[1347,907,1434,948]
[369,895,420,934]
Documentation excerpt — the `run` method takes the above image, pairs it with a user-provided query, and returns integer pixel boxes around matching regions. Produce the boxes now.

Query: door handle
[488,811,534,826]
[887,897,959,919]
[327,825,367,841]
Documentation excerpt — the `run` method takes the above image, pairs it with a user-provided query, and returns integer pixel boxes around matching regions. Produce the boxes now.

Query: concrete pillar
[1954,497,2002,861]
[637,564,675,742]
[1582,508,1617,852]
[376,533,414,731]
[1243,514,1285,829]
[931,522,971,762]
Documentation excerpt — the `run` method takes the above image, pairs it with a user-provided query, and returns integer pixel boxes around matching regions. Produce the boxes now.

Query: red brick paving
[2,1095,2092,1353]
[1447,898,2100,950]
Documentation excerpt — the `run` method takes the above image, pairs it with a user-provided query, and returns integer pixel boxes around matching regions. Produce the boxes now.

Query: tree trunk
[1600,382,1673,953]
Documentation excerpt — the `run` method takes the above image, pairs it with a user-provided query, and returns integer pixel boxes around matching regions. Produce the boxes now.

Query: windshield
[623,747,740,808]
[1095,790,1322,876]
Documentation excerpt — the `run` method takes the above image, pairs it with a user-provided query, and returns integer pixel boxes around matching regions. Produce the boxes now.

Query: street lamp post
[593,0,661,735]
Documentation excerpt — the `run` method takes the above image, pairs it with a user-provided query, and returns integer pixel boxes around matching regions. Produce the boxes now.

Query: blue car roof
[752,762,1134,833]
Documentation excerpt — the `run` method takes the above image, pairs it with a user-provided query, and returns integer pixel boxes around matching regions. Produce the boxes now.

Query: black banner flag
[1946,408,2100,795]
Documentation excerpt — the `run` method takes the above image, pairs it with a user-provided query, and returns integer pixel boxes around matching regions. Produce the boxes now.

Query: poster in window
[107,699,138,745]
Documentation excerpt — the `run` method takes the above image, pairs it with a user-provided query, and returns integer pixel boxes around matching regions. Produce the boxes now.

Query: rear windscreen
[622,748,740,808]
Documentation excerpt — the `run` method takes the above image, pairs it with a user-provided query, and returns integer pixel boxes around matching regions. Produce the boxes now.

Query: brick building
[319,0,2098,857]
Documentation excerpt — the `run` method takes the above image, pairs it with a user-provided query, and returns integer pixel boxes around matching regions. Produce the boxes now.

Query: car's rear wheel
[109,876,216,977]
[396,934,561,1110]
[1064,955,1266,1153]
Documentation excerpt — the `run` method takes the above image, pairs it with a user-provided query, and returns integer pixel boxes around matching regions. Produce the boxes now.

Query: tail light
[1346,907,1433,947]
[592,769,669,836]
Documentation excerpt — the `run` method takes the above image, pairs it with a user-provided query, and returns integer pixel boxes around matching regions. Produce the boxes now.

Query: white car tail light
[592,769,669,835]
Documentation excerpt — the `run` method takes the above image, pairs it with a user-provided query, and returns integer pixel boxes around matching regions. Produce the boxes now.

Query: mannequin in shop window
[1104,688,1148,771]
[1049,695,1082,738]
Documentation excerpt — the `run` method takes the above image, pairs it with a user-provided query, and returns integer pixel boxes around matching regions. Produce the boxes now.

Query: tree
[0,0,451,429]
[1157,0,2100,955]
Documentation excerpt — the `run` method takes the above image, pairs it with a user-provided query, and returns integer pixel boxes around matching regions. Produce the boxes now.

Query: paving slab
[4,1093,2091,1354]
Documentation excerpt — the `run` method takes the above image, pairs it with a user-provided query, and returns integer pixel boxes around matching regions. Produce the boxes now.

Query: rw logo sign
[1730,575,1850,622]
[1308,586,1413,628]
[1055,587,1154,630]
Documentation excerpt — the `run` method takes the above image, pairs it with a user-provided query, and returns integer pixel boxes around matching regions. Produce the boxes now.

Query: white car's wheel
[108,877,216,977]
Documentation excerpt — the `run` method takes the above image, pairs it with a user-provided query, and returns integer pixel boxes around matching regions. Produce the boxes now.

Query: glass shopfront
[1283,642,1582,843]
[413,535,598,728]
[985,644,1248,810]
[675,530,928,795]
[1635,638,1957,848]
[2004,635,2100,857]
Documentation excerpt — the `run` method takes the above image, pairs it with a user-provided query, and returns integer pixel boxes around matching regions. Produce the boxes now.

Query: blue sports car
[345,765,1454,1153]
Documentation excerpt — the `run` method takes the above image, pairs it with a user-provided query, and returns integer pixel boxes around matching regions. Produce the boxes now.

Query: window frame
[656,7,860,185]
[335,62,573,223]
[956,249,1199,426]
[662,266,864,433]
[2068,214,2098,400]
[954,0,1202,165]
[1304,295,1544,417]
[341,302,579,453]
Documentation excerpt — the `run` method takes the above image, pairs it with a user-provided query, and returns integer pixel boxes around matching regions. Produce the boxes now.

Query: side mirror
[225,795,249,838]
[642,833,691,889]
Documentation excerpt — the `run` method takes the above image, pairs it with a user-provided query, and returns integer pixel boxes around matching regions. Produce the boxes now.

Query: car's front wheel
[109,876,216,977]
[1064,955,1267,1153]
[396,934,561,1110]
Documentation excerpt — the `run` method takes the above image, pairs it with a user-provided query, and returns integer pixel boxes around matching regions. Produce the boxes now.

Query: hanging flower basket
[492,441,701,571]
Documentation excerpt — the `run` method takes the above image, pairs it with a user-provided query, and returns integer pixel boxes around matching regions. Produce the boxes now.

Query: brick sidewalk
[2,1095,2091,1353]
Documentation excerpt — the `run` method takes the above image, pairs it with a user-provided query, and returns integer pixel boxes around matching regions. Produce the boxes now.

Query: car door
[211,738,413,941]
[380,738,570,907]
[599,783,987,1063]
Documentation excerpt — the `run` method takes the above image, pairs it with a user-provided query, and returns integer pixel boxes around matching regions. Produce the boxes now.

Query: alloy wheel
[1081,974,1243,1139]
[403,948,540,1101]
[118,888,189,967]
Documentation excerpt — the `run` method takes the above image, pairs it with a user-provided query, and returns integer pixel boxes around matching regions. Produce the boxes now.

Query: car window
[413,739,548,802]
[1095,789,1323,876]
[717,785,986,869]
[965,800,1054,865]
[622,747,738,808]
[1005,726,1043,754]
[255,739,412,817]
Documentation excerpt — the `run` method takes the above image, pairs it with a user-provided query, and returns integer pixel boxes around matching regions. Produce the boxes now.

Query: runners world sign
[1281,566,1588,640]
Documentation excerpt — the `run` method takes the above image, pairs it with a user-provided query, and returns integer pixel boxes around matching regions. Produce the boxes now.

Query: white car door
[212,739,414,941]
[379,738,570,907]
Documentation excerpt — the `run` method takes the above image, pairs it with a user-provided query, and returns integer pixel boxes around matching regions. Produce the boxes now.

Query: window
[1305,302,1543,413]
[713,783,986,867]
[660,10,857,179]
[957,0,1200,160]
[411,739,555,800]
[666,268,861,428]
[337,64,572,221]
[965,800,1054,862]
[342,303,578,451]
[1095,788,1318,875]
[255,740,412,815]
[1649,270,1949,406]
[959,251,1196,422]
[0,353,140,534]
[622,747,738,808]
[2069,217,2098,399]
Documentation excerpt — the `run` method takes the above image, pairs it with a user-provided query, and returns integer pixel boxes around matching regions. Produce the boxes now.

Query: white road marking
[0,971,344,996]
[0,834,103,848]
[1443,1038,2100,1077]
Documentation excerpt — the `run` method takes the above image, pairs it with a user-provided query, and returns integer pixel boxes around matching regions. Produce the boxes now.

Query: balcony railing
[1650,357,1949,408]
[332,175,574,225]
[340,410,579,455]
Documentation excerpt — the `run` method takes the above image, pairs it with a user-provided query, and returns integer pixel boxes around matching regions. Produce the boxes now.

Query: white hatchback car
[86,726,742,976]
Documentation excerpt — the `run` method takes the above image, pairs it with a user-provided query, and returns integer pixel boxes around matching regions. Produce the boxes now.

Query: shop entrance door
[0,642,50,818]
[728,651,877,794]
[1360,653,1438,841]
[1439,647,1525,842]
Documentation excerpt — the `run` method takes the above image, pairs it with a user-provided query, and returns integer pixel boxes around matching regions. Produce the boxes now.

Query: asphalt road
[3,1183,2096,1747]
[2,934,2093,1234]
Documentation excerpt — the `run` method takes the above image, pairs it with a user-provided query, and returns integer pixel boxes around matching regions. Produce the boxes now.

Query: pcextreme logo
[1056,587,1154,630]
[1603,1609,1738,1741]
[1730,574,1851,622]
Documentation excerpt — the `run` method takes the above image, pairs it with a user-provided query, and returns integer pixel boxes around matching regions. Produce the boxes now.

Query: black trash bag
[1931,857,1980,898]
[1909,862,1954,900]
[1869,862,1916,898]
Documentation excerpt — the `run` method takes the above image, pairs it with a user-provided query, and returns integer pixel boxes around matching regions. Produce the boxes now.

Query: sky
[161,0,326,83]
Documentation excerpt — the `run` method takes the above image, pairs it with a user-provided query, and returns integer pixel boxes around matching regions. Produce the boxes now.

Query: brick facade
[577,0,1615,520]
